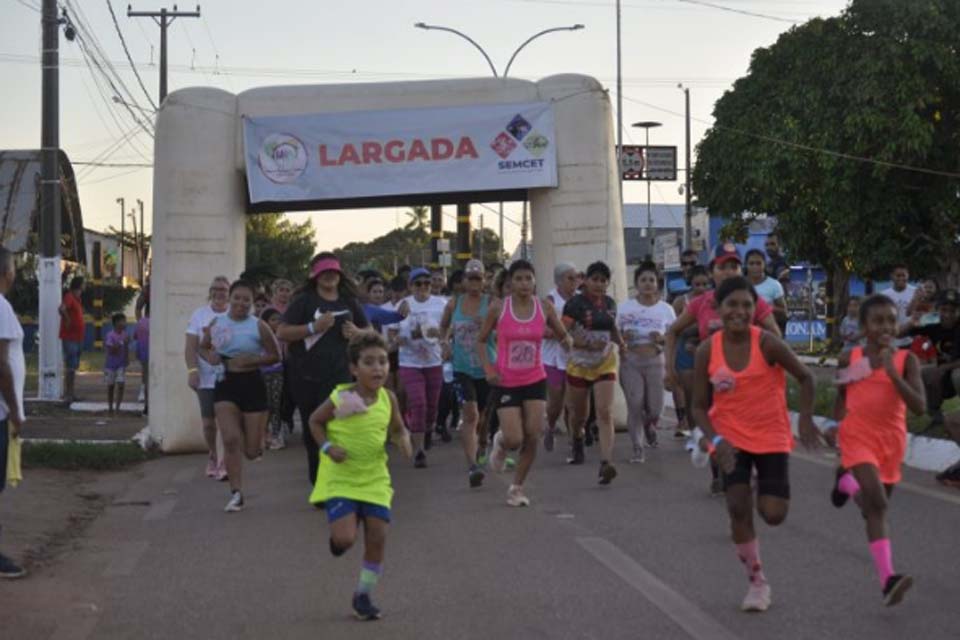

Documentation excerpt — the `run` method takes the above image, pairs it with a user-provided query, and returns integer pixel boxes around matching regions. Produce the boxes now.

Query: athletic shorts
[103,367,126,385]
[453,372,490,412]
[675,335,696,372]
[63,340,82,371]
[214,370,268,413]
[566,372,616,389]
[545,364,566,388]
[324,497,391,524]
[839,428,906,485]
[723,450,791,499]
[497,380,547,408]
[195,388,215,419]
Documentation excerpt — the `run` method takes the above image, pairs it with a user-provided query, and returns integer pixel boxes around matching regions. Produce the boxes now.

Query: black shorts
[497,379,548,408]
[723,450,790,499]
[453,372,491,412]
[214,370,268,413]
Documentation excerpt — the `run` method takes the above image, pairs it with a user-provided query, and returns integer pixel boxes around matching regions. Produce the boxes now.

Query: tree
[245,213,316,290]
[471,227,506,264]
[403,206,430,232]
[693,0,960,338]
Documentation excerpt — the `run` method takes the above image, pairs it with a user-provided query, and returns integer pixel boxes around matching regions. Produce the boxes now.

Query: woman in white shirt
[746,250,787,325]
[397,267,448,468]
[618,262,676,463]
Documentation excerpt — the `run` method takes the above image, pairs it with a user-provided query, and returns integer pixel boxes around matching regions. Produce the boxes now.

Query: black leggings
[435,381,460,431]
[294,382,338,485]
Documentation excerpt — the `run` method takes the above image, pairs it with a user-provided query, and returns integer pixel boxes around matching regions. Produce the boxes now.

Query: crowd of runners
[181,243,960,620]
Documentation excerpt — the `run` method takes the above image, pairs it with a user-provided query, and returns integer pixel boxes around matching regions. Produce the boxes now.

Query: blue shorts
[675,336,696,372]
[324,498,391,524]
[63,341,83,371]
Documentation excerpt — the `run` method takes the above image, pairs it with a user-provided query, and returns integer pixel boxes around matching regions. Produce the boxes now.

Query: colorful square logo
[523,132,549,157]
[506,114,532,141]
[491,132,518,159]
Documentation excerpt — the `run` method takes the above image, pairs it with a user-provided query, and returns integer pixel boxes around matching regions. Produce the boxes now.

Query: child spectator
[105,312,130,415]
[840,297,863,352]
[135,304,150,415]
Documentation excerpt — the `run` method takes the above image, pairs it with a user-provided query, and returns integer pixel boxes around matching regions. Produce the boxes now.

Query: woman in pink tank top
[477,260,570,507]
[829,294,925,606]
[691,276,819,613]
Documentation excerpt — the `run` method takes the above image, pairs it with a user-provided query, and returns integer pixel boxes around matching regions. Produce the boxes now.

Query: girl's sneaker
[205,457,218,478]
[882,574,913,607]
[224,491,244,513]
[506,484,530,507]
[741,582,771,612]
[352,593,382,621]
[488,432,507,473]
[629,446,645,464]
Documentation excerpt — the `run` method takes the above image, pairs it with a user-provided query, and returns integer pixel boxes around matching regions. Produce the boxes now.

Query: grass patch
[25,350,106,395]
[22,441,156,471]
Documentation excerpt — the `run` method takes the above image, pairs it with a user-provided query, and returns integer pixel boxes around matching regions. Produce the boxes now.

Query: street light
[632,121,662,260]
[414,23,499,77]
[503,25,584,78]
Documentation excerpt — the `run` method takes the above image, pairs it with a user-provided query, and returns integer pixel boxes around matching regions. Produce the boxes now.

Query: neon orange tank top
[707,326,793,454]
[840,347,908,436]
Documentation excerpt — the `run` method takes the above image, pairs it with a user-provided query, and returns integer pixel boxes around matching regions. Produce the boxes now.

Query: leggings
[619,353,666,448]
[398,366,444,434]
[263,370,285,439]
[435,381,460,431]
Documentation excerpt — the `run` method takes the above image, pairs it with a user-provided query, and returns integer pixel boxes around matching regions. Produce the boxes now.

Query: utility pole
[479,213,485,264]
[137,198,146,284]
[127,4,201,103]
[128,210,141,285]
[521,201,529,261]
[682,85,692,250]
[116,197,125,282]
[38,0,63,400]
[615,0,623,211]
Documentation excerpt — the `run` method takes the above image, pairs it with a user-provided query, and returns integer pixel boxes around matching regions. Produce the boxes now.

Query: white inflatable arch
[150,74,626,452]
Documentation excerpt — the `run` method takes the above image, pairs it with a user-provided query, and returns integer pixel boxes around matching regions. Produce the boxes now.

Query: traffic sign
[618,145,677,181]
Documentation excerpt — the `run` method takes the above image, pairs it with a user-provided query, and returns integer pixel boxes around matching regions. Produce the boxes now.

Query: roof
[0,149,86,262]
[622,203,690,230]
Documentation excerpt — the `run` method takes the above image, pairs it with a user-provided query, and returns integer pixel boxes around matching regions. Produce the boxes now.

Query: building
[83,227,146,285]
[622,203,710,266]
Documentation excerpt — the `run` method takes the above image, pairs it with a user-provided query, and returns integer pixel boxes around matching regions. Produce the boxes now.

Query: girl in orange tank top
[829,295,925,607]
[691,277,819,613]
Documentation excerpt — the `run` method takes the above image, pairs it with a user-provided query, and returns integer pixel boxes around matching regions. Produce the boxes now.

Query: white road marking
[143,498,177,521]
[577,536,740,640]
[102,541,150,577]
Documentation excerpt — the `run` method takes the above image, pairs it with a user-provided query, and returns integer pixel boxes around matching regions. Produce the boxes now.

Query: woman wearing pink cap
[278,252,369,484]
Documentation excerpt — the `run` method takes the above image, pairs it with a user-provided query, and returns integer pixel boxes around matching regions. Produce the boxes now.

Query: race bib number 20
[508,340,537,369]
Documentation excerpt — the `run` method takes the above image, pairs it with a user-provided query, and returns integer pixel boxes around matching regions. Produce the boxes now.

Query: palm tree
[403,206,430,232]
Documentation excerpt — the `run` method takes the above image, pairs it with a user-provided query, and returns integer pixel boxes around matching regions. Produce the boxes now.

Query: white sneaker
[488,432,507,473]
[224,491,244,513]
[506,484,530,507]
[741,582,771,612]
[629,445,645,464]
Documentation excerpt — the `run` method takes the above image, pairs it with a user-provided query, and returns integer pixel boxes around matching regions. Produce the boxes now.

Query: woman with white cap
[278,252,369,485]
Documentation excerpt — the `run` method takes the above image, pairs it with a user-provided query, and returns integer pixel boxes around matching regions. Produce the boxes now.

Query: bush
[22,442,156,471]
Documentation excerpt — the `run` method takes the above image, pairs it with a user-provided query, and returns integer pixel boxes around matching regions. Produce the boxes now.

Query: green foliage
[22,442,156,471]
[404,206,430,232]
[245,213,316,290]
[8,252,136,317]
[693,0,960,279]
[335,227,432,276]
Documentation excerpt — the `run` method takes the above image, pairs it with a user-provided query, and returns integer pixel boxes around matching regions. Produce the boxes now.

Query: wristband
[711,435,724,448]
[187,367,198,374]
[320,442,332,455]
[306,321,316,336]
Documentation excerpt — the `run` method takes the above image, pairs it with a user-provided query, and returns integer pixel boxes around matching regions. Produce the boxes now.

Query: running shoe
[598,461,618,485]
[567,438,585,465]
[741,582,771,612]
[506,484,530,507]
[629,445,645,464]
[424,432,433,451]
[882,574,913,607]
[438,425,453,443]
[224,491,244,513]
[709,478,725,497]
[644,424,659,448]
[476,447,488,466]
[831,467,850,508]
[215,461,228,482]
[544,426,555,452]
[505,457,517,470]
[205,456,218,478]
[352,592,382,621]
[0,553,26,579]
[674,429,688,440]
[468,464,485,488]
[488,432,507,473]
[414,450,428,469]
[935,461,960,487]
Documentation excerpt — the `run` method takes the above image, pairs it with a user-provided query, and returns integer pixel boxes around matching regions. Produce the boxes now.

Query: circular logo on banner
[258,133,308,184]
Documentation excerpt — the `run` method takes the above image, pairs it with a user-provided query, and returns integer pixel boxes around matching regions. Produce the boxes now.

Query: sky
[1,0,850,255]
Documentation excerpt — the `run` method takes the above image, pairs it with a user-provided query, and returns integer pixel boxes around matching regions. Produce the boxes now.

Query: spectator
[58,276,85,403]
[763,232,791,286]
[902,289,960,428]
[253,293,270,318]
[907,278,939,325]
[938,412,960,487]
[270,278,293,314]
[104,312,130,415]
[430,268,447,297]
[881,264,917,348]
[666,249,700,303]
[745,249,788,329]
[839,296,863,352]
[0,246,26,578]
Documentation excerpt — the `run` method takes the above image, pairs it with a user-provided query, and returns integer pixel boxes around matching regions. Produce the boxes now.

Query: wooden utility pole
[127,4,201,103]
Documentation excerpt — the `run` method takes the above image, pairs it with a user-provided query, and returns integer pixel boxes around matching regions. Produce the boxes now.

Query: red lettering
[339,143,361,165]
[362,142,383,164]
[455,137,479,160]
[385,140,405,163]
[408,139,430,162]
[319,144,338,167]
[431,138,454,160]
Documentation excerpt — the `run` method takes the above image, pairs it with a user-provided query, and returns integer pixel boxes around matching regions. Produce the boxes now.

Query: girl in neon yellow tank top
[307,333,412,621]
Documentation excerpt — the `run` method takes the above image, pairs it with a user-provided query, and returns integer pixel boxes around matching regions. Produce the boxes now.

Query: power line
[74,161,153,167]
[672,0,800,24]
[14,0,40,11]
[105,0,158,110]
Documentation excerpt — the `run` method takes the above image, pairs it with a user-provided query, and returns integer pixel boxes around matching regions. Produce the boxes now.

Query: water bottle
[442,361,454,384]
[689,427,711,468]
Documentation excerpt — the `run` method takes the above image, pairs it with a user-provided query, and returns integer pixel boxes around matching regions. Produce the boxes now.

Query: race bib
[508,340,538,369]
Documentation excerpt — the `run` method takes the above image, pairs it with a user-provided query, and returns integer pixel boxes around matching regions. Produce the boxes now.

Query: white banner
[243,102,558,204]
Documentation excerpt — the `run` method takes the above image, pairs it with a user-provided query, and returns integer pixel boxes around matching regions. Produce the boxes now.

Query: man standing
[0,247,27,578]
[667,249,700,303]
[58,276,85,403]
[881,264,917,348]
[764,233,791,286]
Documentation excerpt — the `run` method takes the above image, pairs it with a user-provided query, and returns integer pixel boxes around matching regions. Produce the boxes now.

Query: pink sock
[735,539,767,586]
[870,539,894,586]
[838,472,860,497]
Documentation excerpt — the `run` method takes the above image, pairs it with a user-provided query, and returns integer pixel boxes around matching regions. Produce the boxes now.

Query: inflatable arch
[150,74,627,452]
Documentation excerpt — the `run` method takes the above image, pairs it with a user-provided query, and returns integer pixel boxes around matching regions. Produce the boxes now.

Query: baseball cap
[937,289,959,308]
[408,267,431,283]
[464,259,485,276]
[712,242,742,266]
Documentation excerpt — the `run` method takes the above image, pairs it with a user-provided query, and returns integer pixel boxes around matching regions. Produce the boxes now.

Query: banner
[243,102,558,204]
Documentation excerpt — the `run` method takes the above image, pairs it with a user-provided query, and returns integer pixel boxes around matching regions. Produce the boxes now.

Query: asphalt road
[3,424,960,640]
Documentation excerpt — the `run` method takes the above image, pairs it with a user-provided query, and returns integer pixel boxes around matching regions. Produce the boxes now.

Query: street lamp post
[632,121,661,260]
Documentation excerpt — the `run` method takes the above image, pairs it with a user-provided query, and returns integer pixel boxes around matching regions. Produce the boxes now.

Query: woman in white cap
[542,262,579,451]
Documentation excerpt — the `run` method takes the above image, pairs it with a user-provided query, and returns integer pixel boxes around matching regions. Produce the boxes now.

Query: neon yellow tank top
[309,384,393,508]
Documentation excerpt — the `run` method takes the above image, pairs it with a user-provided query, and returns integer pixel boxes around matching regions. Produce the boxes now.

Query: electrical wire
[105,0,157,110]
[14,0,40,12]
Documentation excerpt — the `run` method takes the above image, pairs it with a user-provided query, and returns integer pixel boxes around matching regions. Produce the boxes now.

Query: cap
[712,242,742,266]
[408,267,431,283]
[937,289,959,307]
[464,259,485,276]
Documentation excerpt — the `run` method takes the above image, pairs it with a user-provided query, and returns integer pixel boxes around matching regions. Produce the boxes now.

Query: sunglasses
[413,280,431,287]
